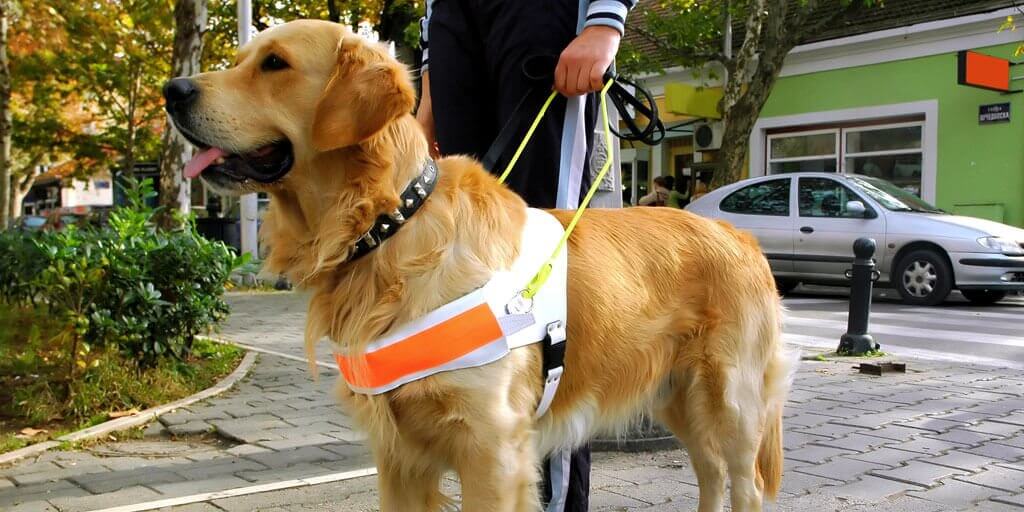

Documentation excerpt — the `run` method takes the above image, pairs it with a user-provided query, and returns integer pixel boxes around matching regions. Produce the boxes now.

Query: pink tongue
[184,147,228,179]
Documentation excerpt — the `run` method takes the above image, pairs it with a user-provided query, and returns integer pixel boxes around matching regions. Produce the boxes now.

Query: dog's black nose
[163,78,198,108]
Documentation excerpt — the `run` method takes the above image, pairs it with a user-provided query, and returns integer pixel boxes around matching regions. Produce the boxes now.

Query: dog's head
[163,20,416,196]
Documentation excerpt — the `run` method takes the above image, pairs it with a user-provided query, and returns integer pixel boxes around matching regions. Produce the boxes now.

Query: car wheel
[775,278,799,296]
[894,249,953,306]
[960,289,1007,306]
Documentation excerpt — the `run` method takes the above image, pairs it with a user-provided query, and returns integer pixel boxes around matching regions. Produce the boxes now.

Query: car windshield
[22,216,46,228]
[847,175,943,213]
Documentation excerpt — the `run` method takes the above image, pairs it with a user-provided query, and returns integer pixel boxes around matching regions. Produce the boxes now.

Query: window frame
[720,178,792,217]
[766,128,840,170]
[841,121,925,172]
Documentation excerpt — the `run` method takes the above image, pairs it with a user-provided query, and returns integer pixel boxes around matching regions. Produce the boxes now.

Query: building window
[767,120,924,196]
[767,130,839,174]
[844,123,923,196]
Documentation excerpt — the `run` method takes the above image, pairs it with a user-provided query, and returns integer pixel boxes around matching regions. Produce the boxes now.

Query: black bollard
[838,238,880,355]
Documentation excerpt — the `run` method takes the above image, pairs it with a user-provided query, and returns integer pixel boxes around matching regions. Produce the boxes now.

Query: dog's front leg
[377,457,450,512]
[453,424,540,512]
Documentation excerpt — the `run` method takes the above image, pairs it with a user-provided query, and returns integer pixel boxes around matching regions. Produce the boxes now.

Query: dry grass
[0,305,243,453]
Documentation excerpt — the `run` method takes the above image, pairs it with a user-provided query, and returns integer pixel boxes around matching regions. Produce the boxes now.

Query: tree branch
[629,23,732,68]
[723,0,766,112]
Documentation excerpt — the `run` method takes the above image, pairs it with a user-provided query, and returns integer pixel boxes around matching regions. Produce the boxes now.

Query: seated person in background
[639,176,671,206]
[665,176,687,209]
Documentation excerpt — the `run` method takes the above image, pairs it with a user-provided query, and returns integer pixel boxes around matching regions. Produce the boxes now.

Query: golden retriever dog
[164,20,794,512]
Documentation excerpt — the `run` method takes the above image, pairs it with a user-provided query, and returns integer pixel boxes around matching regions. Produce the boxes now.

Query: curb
[0,350,258,467]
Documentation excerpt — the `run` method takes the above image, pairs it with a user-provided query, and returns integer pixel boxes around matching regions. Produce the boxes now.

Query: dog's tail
[756,311,798,501]
[757,399,784,500]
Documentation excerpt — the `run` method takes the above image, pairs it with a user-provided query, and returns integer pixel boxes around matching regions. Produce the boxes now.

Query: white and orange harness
[334,208,568,418]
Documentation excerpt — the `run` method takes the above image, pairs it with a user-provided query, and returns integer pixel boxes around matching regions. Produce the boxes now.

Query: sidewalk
[1,292,1023,511]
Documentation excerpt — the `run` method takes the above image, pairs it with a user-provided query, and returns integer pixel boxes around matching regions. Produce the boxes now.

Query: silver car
[685,172,1024,305]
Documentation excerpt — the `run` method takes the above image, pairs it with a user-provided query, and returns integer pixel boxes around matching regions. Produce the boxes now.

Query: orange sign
[958,50,1010,92]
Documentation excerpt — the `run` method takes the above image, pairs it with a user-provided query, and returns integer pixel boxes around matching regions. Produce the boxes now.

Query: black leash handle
[481,55,665,173]
[602,72,665,146]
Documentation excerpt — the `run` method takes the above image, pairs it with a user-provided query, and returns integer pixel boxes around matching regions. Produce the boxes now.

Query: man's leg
[431,1,596,510]
[480,2,596,510]
[428,0,497,159]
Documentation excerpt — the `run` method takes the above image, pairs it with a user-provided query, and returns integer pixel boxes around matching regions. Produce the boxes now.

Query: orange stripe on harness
[335,303,504,390]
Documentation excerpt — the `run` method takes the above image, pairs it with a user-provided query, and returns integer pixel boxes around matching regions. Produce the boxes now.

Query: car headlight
[977,236,1024,256]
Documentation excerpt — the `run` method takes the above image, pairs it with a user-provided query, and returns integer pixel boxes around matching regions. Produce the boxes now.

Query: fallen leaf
[16,427,47,438]
[108,409,140,419]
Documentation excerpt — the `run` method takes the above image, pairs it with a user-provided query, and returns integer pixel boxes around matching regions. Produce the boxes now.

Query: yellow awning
[665,83,723,120]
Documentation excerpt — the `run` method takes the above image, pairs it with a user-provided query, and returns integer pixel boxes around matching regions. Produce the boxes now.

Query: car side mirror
[846,200,868,217]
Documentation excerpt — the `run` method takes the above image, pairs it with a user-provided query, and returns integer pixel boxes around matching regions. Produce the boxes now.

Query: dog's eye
[261,54,289,71]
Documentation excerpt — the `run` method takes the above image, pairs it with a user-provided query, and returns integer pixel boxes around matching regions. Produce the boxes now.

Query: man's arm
[555,0,638,97]
[416,71,439,157]
[415,2,439,157]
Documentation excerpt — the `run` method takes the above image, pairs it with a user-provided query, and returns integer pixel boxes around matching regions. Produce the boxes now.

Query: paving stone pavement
[237,358,1024,512]
[2,291,1024,511]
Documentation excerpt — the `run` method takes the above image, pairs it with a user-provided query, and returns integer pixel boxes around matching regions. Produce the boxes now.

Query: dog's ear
[312,40,416,151]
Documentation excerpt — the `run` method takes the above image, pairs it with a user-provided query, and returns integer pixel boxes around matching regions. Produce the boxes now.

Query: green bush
[0,178,244,369]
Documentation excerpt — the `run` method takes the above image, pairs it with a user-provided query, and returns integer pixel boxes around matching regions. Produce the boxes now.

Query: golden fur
[178,20,795,512]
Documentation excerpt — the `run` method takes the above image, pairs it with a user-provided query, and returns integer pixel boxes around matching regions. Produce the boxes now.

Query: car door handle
[800,226,814,234]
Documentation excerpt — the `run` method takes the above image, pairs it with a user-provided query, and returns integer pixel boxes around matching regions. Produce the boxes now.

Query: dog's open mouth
[184,139,294,184]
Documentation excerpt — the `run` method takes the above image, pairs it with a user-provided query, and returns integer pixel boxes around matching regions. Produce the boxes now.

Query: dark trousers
[428,0,596,209]
[428,1,594,510]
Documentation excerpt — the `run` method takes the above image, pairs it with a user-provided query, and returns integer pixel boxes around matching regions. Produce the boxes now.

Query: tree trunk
[10,179,28,218]
[251,0,268,31]
[326,0,340,23]
[0,2,11,228]
[710,0,794,189]
[158,0,207,228]
[9,162,43,219]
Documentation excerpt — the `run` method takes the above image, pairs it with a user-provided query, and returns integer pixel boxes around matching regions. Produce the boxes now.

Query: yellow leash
[498,79,617,300]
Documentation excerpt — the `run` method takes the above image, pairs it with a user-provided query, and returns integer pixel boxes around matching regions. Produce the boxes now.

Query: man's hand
[555,25,621,97]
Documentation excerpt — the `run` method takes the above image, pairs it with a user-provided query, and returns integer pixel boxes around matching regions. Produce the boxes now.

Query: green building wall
[759,41,1024,227]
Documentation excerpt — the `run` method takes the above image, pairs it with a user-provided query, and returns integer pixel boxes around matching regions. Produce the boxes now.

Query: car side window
[720,179,790,216]
[798,178,866,218]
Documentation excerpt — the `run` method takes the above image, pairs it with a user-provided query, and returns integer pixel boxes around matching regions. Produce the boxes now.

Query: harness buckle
[506,291,533,315]
[546,320,566,345]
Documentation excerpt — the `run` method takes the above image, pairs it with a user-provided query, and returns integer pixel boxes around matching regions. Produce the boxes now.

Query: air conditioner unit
[693,121,724,151]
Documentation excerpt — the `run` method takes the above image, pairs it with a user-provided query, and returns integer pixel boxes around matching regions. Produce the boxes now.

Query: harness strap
[535,321,567,419]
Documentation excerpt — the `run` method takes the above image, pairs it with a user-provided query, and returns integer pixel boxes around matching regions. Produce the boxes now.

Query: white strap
[534,321,567,419]
[534,365,563,419]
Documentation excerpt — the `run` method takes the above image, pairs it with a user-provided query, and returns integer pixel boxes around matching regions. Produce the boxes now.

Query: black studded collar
[348,157,439,263]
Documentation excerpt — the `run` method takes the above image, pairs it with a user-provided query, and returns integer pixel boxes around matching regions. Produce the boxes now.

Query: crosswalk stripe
[887,307,1024,322]
[783,333,1024,370]
[791,310,1021,333]
[782,298,846,305]
[851,311,1020,332]
[785,316,1024,348]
